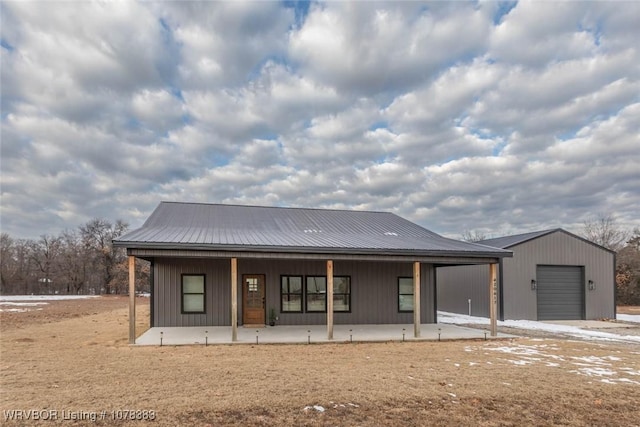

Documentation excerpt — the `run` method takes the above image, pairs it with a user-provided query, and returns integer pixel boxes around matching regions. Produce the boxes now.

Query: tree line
[582,215,640,306]
[0,219,149,295]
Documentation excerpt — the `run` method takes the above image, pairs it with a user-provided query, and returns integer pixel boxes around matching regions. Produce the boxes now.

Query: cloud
[1,1,639,240]
[289,1,492,95]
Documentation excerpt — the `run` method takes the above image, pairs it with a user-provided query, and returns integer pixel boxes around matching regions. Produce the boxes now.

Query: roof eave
[112,240,512,259]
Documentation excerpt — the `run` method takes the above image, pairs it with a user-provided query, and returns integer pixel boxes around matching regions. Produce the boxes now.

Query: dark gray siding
[437,230,614,320]
[153,258,230,327]
[153,258,435,327]
[502,232,614,320]
[436,264,497,318]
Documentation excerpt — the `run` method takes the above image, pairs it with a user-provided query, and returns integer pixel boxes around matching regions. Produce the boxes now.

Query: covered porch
[134,323,512,346]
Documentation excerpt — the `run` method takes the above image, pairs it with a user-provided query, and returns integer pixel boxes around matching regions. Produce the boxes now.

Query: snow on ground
[617,314,640,324]
[0,295,99,312]
[465,342,640,386]
[438,311,640,344]
[0,295,100,301]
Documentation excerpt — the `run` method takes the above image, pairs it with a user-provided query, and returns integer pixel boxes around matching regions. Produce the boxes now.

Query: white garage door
[536,265,584,320]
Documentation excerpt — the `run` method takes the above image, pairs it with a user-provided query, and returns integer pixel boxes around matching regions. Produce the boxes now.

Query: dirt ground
[1,297,639,426]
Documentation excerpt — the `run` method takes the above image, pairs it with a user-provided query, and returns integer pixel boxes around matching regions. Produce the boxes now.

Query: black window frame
[398,276,414,313]
[181,273,206,314]
[280,275,303,313]
[332,276,352,313]
[305,276,327,313]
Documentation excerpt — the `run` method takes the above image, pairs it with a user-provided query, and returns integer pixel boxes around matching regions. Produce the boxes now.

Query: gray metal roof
[478,228,615,253]
[114,202,511,258]
[478,229,559,249]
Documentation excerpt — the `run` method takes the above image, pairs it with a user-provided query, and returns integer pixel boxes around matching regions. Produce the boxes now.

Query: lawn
[1,297,639,426]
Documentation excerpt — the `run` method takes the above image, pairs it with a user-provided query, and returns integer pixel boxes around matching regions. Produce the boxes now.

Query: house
[113,202,511,343]
[437,229,616,321]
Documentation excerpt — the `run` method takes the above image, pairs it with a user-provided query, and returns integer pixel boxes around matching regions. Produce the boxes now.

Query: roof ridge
[159,200,393,215]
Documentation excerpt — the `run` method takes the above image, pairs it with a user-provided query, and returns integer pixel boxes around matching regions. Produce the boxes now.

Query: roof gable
[478,228,615,253]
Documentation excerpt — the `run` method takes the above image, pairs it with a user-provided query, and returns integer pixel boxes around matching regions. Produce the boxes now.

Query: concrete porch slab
[134,323,513,346]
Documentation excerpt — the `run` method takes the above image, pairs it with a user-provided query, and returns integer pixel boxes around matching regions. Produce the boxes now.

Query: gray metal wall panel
[437,231,614,321]
[154,258,435,326]
[436,264,497,318]
[155,258,230,327]
[536,266,584,320]
[502,231,614,320]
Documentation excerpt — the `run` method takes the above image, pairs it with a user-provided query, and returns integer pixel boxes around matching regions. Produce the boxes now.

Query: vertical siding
[436,264,497,318]
[437,231,614,321]
[154,257,435,326]
[502,232,614,320]
[155,258,230,327]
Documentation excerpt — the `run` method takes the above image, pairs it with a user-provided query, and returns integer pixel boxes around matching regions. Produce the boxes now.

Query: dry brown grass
[618,306,640,315]
[1,297,639,426]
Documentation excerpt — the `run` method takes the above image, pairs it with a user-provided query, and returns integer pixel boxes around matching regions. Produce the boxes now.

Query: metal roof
[478,228,615,253]
[114,202,511,258]
[477,229,559,249]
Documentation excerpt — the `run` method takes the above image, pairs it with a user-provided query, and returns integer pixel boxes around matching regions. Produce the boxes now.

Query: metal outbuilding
[437,229,616,321]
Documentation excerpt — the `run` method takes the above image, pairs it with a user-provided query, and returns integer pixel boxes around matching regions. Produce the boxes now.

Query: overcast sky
[1,1,639,240]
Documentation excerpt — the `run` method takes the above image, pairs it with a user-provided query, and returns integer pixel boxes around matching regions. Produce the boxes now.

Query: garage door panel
[536,266,584,320]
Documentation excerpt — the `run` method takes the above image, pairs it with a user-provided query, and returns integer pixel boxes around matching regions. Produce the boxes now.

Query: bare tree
[616,228,640,305]
[59,230,88,294]
[29,235,62,294]
[80,219,128,294]
[582,214,628,252]
[461,230,487,243]
[0,233,16,293]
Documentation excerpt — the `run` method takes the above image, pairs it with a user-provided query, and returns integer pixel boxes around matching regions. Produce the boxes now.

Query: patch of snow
[617,314,640,324]
[447,392,456,397]
[303,405,325,413]
[601,378,640,385]
[571,367,617,377]
[438,311,640,344]
[0,302,49,306]
[0,295,100,301]
[507,359,533,365]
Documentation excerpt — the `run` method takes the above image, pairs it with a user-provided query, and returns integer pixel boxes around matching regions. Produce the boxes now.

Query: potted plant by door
[269,308,277,326]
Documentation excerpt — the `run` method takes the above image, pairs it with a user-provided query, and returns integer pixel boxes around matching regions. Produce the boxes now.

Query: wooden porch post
[327,260,334,340]
[413,261,421,338]
[489,263,498,337]
[128,255,136,344]
[231,258,238,342]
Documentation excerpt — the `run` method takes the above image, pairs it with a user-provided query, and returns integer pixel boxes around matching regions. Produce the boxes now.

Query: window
[398,277,414,312]
[281,275,303,312]
[182,274,205,314]
[305,276,351,312]
[306,276,326,312]
[333,276,351,312]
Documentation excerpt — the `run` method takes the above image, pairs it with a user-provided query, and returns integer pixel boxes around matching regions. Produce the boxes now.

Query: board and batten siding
[153,258,435,327]
[437,230,615,321]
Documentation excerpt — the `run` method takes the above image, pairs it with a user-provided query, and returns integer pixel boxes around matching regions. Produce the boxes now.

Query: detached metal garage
[437,229,616,321]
